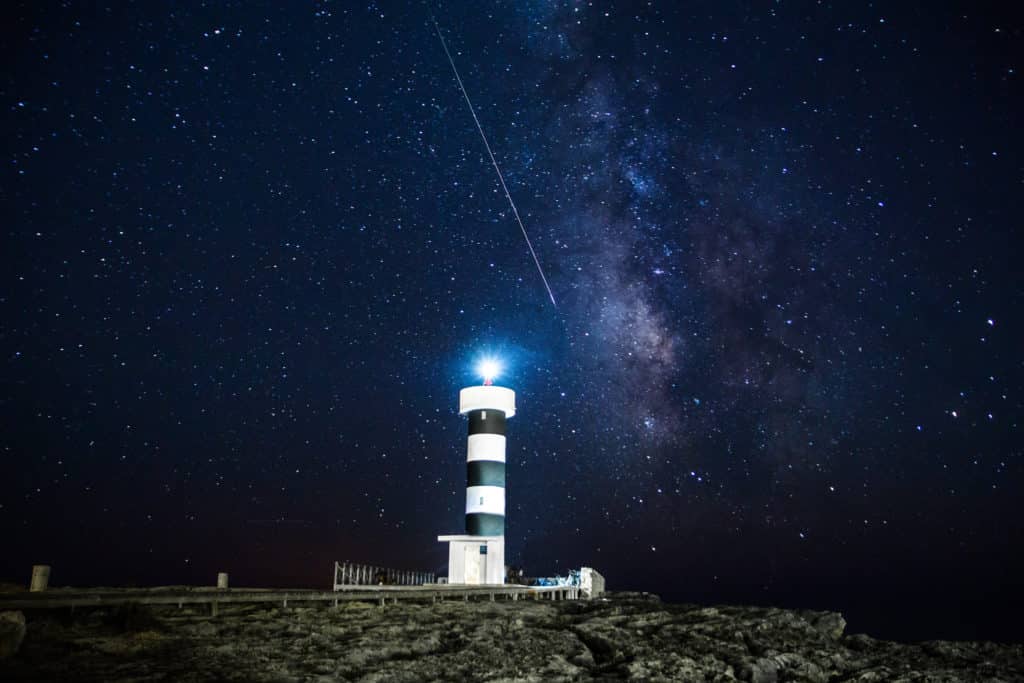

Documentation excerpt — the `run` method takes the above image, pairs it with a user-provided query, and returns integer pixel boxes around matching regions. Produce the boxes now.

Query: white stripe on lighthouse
[465,486,505,516]
[466,433,506,463]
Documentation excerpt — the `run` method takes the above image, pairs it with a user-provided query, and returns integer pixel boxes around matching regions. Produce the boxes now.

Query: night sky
[2,2,1022,642]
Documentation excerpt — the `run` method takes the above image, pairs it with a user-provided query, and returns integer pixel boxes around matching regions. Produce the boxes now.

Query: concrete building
[439,375,515,585]
[580,567,606,599]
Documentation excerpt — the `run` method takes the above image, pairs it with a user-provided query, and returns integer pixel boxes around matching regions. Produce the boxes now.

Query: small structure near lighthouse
[439,360,513,585]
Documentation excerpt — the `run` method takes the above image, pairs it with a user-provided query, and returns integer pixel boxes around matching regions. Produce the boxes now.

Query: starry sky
[2,1,1022,642]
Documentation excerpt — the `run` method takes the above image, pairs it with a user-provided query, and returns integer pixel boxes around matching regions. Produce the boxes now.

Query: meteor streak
[431,16,557,308]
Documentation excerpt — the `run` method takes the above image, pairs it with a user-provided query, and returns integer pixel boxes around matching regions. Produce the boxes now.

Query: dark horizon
[2,1,1021,646]
[4,510,1021,643]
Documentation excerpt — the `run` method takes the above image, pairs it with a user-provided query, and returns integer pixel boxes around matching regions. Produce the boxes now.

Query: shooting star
[431,16,557,308]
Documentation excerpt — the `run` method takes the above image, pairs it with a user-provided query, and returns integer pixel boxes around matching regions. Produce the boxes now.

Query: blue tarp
[533,570,580,587]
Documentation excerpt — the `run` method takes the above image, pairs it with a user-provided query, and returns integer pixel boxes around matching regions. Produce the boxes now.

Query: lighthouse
[438,359,514,585]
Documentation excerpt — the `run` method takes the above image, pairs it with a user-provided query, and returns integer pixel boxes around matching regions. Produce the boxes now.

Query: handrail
[332,561,436,589]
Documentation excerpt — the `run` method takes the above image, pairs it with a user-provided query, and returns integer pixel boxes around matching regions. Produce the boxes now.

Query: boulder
[0,611,26,659]
[810,611,847,640]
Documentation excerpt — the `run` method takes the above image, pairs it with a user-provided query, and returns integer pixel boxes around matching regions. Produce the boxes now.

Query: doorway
[464,544,486,584]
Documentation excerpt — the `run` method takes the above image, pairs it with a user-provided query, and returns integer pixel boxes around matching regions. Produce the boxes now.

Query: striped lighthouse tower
[439,366,514,585]
[461,383,515,536]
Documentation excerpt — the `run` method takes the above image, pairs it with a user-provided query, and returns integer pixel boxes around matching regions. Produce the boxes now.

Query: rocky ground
[1,592,1022,681]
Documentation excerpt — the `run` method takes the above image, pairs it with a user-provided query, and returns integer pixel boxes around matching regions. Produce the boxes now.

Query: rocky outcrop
[0,593,1021,681]
[0,611,26,659]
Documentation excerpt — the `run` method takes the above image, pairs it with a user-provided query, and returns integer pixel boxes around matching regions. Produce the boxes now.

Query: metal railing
[333,561,436,590]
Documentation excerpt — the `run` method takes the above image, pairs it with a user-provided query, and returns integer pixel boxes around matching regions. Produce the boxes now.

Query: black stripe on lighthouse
[467,409,506,435]
[467,460,505,487]
[466,513,504,536]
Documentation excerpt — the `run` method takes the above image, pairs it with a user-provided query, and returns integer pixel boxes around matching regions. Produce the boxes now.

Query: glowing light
[477,358,502,384]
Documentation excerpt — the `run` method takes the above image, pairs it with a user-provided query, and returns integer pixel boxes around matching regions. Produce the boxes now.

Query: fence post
[30,565,51,592]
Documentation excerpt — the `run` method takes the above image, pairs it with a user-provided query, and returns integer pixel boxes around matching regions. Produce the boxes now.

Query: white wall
[444,538,505,585]
[484,538,504,584]
[580,567,606,599]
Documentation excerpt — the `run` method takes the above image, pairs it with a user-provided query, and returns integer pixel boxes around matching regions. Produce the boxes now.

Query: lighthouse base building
[439,383,515,585]
[437,535,505,585]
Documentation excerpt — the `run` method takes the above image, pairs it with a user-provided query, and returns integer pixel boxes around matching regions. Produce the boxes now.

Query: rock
[845,633,877,651]
[0,596,1022,680]
[810,611,847,640]
[191,621,217,638]
[746,657,779,683]
[773,652,828,683]
[0,611,26,659]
